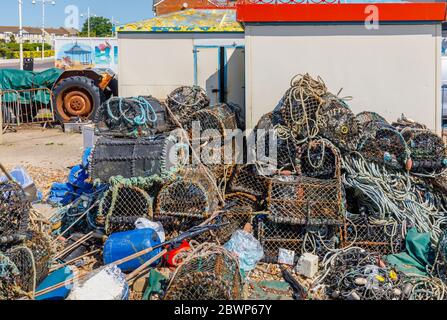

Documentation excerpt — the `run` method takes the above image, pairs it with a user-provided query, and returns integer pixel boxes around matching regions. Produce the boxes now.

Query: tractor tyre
[52,76,102,123]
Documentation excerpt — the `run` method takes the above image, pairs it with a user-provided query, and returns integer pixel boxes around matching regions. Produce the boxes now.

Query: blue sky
[0,0,155,28]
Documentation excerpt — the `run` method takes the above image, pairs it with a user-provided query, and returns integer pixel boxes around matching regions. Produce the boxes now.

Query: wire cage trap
[93,96,171,138]
[300,139,341,180]
[319,97,362,151]
[276,74,328,141]
[356,111,388,128]
[99,184,154,235]
[401,128,447,175]
[0,181,30,245]
[2,246,36,298]
[155,169,220,220]
[164,243,243,300]
[166,86,210,124]
[257,217,342,264]
[357,123,410,171]
[210,207,254,245]
[225,192,260,211]
[24,230,52,286]
[345,216,405,255]
[228,165,269,199]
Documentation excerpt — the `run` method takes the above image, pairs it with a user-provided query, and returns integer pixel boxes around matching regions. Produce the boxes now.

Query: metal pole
[18,0,24,70]
[42,0,45,60]
[88,7,90,38]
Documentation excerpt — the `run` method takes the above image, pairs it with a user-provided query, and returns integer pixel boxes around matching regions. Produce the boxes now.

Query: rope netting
[164,243,243,300]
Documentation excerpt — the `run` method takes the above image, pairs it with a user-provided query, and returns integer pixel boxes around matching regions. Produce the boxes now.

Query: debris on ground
[1,75,447,301]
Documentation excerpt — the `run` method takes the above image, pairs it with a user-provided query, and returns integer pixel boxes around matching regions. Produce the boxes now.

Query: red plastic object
[236,3,447,23]
[164,241,192,267]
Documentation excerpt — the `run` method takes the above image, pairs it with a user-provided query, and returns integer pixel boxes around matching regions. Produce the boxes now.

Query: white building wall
[118,33,244,100]
[245,24,442,133]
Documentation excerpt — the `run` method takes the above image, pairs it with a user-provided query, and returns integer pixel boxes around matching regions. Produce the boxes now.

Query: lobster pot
[164,244,243,300]
[225,192,259,211]
[345,217,404,255]
[277,74,327,141]
[401,128,447,174]
[229,165,268,199]
[156,169,220,220]
[25,231,52,286]
[0,181,30,245]
[355,111,388,127]
[268,176,344,225]
[300,140,341,180]
[94,96,171,138]
[4,246,37,296]
[99,184,153,235]
[0,251,25,300]
[89,133,187,182]
[257,218,342,264]
[357,124,409,170]
[212,207,253,245]
[320,98,362,151]
[166,86,210,123]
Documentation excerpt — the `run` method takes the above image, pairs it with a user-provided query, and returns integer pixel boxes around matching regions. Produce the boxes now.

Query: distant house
[0,26,79,45]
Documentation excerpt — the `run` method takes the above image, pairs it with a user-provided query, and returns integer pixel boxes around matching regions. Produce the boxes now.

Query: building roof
[0,26,78,35]
[117,8,244,33]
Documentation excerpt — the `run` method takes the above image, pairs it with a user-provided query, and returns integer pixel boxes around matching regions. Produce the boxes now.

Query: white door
[225,47,245,112]
[195,47,220,105]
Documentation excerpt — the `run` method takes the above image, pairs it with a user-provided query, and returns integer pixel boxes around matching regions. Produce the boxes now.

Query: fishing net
[164,243,243,300]
[257,218,342,264]
[345,216,405,255]
[155,169,220,219]
[252,113,280,174]
[24,230,52,286]
[166,86,210,124]
[89,132,188,182]
[93,96,171,138]
[434,230,447,283]
[228,165,268,199]
[99,184,154,235]
[4,246,36,296]
[401,128,447,175]
[357,123,410,170]
[0,249,31,300]
[276,74,327,141]
[0,181,30,245]
[320,97,362,151]
[300,139,341,180]
[319,248,406,300]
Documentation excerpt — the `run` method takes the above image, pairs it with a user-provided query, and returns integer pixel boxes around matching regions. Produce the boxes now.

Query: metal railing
[1,88,55,128]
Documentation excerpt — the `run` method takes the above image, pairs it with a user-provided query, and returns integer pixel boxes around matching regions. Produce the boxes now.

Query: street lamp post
[111,17,120,37]
[18,0,24,70]
[81,7,97,38]
[32,0,56,60]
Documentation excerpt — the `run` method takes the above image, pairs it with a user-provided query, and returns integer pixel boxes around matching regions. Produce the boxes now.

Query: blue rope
[106,96,158,126]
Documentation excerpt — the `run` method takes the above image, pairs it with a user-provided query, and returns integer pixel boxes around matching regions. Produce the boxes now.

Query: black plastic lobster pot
[89,134,185,182]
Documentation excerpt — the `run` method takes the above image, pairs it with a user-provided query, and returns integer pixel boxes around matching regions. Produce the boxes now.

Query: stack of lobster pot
[252,74,348,264]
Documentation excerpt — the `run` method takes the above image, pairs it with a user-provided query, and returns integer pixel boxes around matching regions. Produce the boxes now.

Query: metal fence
[1,88,55,128]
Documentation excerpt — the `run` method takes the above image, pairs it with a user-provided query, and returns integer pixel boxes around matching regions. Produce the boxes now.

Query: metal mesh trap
[300,139,341,180]
[228,165,268,199]
[225,192,259,211]
[156,169,220,219]
[94,96,171,137]
[0,181,30,245]
[345,216,405,255]
[356,111,388,127]
[24,230,52,286]
[268,175,344,225]
[210,207,253,245]
[320,97,362,151]
[166,86,210,123]
[401,128,447,175]
[257,218,342,264]
[357,123,410,170]
[164,243,243,300]
[99,184,153,235]
[277,74,327,141]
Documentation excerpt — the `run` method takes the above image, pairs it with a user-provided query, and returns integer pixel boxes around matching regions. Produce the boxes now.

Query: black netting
[166,86,210,123]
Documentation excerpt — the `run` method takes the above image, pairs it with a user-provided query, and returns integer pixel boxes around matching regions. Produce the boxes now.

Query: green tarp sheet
[0,68,62,104]
[386,228,435,276]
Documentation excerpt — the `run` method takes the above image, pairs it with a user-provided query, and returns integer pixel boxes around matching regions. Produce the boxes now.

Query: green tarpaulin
[0,68,62,104]
[386,228,435,276]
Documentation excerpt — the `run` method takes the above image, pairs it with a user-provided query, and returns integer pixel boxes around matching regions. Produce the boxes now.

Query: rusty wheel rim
[56,89,92,121]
